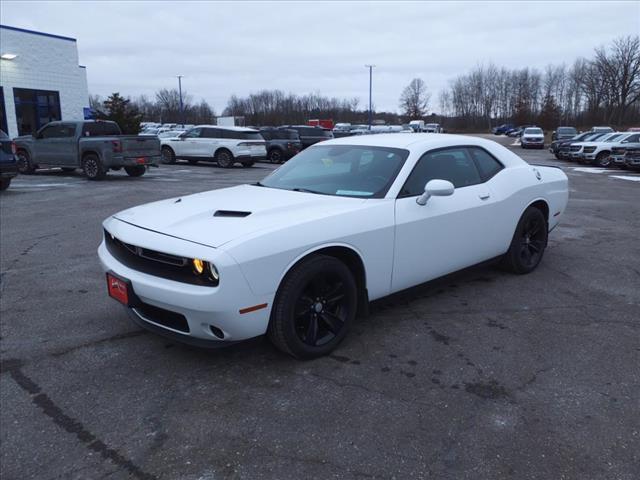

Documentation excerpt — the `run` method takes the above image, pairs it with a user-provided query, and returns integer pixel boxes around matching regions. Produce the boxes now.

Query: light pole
[177,75,184,126]
[365,65,375,130]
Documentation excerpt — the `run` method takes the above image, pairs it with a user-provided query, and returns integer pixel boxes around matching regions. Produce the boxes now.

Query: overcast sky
[2,1,639,113]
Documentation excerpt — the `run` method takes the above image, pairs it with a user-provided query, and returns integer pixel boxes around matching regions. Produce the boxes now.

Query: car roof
[192,125,258,132]
[317,133,504,150]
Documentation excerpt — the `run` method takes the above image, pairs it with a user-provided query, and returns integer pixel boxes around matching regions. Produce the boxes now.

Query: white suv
[160,126,266,167]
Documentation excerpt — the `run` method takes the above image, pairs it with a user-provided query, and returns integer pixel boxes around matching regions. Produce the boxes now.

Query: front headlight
[192,258,219,286]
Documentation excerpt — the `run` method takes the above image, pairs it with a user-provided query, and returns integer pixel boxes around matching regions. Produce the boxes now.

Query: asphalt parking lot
[1,137,639,480]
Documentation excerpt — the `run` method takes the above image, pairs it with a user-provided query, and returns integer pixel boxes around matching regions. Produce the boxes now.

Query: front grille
[104,230,216,286]
[625,149,640,158]
[570,145,581,152]
[612,147,626,155]
[135,302,190,333]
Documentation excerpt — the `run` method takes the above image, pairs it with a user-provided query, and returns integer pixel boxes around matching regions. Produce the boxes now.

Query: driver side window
[399,147,482,197]
[183,128,202,138]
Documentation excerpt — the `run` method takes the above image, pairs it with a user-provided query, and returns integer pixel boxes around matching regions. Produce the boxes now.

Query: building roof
[0,24,76,42]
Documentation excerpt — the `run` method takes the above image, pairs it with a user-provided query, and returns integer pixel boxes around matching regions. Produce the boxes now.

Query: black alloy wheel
[503,207,548,274]
[268,255,358,359]
[82,154,106,180]
[596,151,611,168]
[161,147,176,164]
[268,149,283,163]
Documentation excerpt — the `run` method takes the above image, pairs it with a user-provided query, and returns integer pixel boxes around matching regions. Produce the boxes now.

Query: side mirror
[416,179,455,205]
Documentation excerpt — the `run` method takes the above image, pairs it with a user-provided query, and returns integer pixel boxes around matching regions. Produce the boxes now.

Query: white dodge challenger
[99,134,568,358]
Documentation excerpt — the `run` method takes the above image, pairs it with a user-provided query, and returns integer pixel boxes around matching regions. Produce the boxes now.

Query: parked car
[492,124,515,135]
[623,145,640,171]
[160,126,265,167]
[576,132,637,166]
[567,132,622,162]
[551,126,578,141]
[610,137,640,168]
[99,133,569,358]
[14,120,160,180]
[0,129,18,191]
[590,126,614,134]
[549,132,605,160]
[139,128,160,136]
[278,125,334,149]
[520,127,545,149]
[409,120,426,132]
[424,123,442,133]
[259,128,303,163]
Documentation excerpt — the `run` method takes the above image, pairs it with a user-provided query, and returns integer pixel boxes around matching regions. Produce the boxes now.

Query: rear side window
[259,130,273,140]
[400,147,482,196]
[184,128,203,138]
[468,147,503,181]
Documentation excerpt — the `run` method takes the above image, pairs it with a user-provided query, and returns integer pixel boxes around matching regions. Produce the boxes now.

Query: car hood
[113,184,367,248]
[522,134,544,139]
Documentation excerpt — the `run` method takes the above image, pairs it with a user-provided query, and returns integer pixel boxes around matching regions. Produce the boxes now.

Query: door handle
[479,192,490,200]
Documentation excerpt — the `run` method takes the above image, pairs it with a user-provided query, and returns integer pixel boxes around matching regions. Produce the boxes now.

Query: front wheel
[17,150,35,174]
[268,255,358,359]
[595,151,611,168]
[502,207,548,274]
[161,147,176,164]
[124,165,146,177]
[0,178,10,191]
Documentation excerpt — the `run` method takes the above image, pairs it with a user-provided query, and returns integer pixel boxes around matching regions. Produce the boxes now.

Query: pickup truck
[14,120,161,180]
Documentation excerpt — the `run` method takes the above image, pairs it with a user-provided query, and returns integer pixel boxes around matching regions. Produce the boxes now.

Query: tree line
[92,35,638,133]
[439,35,640,131]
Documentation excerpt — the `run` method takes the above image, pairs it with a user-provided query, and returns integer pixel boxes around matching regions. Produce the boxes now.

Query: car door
[200,128,221,157]
[392,146,499,292]
[55,123,79,166]
[175,127,203,157]
[32,124,62,164]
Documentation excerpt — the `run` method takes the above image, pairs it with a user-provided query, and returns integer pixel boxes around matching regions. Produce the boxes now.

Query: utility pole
[365,65,375,130]
[177,75,184,126]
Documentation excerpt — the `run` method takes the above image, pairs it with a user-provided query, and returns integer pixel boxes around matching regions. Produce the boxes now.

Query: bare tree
[399,78,430,118]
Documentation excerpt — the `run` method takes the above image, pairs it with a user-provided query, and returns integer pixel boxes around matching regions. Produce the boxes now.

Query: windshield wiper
[292,187,323,194]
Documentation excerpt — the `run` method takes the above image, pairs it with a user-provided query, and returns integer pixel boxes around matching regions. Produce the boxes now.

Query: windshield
[259,145,409,198]
[604,133,623,142]
[524,128,543,134]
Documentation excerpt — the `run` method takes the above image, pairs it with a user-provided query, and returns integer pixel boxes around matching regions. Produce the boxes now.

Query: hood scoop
[213,210,251,218]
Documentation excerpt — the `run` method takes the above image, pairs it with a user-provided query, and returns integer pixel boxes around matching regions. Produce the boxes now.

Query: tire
[0,178,10,191]
[16,150,35,174]
[188,159,199,165]
[242,161,254,168]
[268,255,358,359]
[595,151,611,168]
[124,165,146,177]
[502,206,548,274]
[82,154,106,180]
[161,146,176,164]
[554,153,561,160]
[215,149,234,168]
[267,149,283,163]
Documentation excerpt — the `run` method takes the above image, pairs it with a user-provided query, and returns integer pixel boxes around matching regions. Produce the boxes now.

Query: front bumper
[611,155,626,166]
[109,155,161,168]
[625,156,640,166]
[98,217,273,345]
[0,162,18,178]
[570,152,583,160]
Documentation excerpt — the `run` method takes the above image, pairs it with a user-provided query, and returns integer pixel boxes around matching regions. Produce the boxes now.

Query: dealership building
[0,25,89,138]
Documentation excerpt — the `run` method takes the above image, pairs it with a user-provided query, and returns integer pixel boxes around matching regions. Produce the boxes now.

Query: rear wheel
[124,165,146,177]
[502,207,548,274]
[161,146,176,164]
[82,154,106,180]
[268,255,358,359]
[17,150,35,174]
[268,149,283,163]
[0,178,10,191]
[215,149,234,168]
